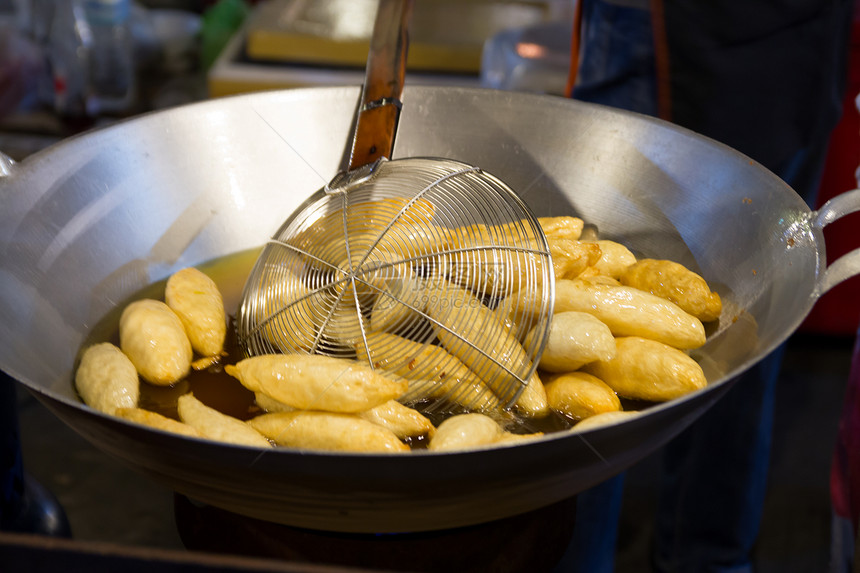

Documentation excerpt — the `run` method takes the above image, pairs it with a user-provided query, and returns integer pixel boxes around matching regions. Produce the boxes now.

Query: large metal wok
[1,86,858,534]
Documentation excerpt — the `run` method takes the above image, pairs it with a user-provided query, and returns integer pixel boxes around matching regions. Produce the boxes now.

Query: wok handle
[347,0,413,171]
[812,188,860,296]
[0,150,15,177]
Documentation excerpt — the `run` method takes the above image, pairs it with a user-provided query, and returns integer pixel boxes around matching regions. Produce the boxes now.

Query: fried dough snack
[586,240,637,279]
[370,273,429,333]
[333,233,410,307]
[322,302,367,346]
[268,288,365,351]
[248,411,409,453]
[570,410,641,433]
[354,331,500,412]
[425,280,548,417]
[165,267,226,357]
[268,199,444,349]
[553,279,706,349]
[225,354,408,413]
[75,343,139,415]
[621,258,722,322]
[428,413,506,451]
[120,299,192,386]
[537,216,585,241]
[177,393,271,448]
[545,372,621,421]
[116,407,201,438]
[428,413,541,451]
[290,197,443,267]
[260,262,325,353]
[578,274,622,287]
[446,244,546,295]
[254,391,294,413]
[255,389,434,440]
[493,287,545,336]
[548,239,602,280]
[433,216,572,294]
[583,336,707,402]
[525,311,616,372]
[495,431,545,444]
[357,400,436,440]
[445,218,554,293]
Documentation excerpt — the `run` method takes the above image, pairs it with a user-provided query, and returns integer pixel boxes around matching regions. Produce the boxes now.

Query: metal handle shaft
[348,0,413,171]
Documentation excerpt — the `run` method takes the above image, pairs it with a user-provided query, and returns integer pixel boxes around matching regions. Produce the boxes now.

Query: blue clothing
[554,474,626,573]
[651,347,784,573]
[573,0,657,118]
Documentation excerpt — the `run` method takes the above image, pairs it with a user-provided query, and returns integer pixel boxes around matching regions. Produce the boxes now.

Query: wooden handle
[348,0,413,171]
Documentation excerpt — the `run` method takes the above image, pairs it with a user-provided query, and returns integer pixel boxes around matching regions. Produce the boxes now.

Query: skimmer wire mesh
[236,157,554,410]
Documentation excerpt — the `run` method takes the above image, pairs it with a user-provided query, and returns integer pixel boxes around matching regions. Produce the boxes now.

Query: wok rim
[5,85,822,456]
[1,85,828,531]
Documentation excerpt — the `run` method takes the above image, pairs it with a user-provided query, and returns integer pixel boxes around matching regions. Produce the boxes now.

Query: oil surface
[78,250,260,421]
[77,248,578,446]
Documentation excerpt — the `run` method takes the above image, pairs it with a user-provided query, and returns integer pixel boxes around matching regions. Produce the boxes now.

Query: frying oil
[77,248,575,448]
[78,249,260,422]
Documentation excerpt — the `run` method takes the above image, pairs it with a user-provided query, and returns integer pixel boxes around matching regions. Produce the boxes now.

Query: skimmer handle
[348,0,413,171]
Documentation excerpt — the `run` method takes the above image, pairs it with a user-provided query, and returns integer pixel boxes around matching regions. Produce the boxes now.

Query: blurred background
[1,1,859,571]
[0,0,576,158]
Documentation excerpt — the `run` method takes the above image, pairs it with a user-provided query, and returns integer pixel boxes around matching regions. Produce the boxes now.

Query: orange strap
[564,0,583,98]
[650,0,672,121]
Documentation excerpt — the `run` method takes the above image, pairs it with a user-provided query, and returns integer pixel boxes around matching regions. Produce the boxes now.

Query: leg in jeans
[557,2,657,570]
[652,113,837,573]
[564,1,850,571]
[553,474,626,573]
[652,347,783,573]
